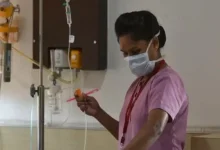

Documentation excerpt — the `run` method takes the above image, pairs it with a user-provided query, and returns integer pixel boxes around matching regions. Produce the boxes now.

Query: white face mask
[125,32,163,77]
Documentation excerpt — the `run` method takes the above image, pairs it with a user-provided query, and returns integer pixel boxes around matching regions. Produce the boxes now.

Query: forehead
[119,35,147,52]
[119,35,137,51]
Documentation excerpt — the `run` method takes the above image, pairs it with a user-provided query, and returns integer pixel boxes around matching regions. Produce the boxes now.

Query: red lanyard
[120,60,165,145]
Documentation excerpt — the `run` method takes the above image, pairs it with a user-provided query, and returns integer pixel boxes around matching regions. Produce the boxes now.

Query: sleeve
[148,76,183,121]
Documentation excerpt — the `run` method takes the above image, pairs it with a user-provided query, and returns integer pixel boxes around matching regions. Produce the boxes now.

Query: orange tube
[74,88,82,97]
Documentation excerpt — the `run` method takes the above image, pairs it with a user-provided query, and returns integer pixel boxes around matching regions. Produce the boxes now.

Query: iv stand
[30,0,45,149]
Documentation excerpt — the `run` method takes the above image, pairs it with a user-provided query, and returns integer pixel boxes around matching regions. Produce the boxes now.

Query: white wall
[0,0,220,128]
[0,0,134,127]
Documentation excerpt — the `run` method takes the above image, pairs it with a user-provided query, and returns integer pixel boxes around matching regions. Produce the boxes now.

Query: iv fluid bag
[47,84,62,114]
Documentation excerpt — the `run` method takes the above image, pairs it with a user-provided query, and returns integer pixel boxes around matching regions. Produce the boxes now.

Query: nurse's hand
[75,94,101,117]
[76,93,119,140]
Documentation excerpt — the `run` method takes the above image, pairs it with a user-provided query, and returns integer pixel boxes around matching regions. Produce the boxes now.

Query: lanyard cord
[120,60,166,145]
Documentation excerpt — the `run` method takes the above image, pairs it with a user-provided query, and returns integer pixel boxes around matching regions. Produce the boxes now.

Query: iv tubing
[60,0,74,127]
[60,4,73,125]
[84,113,88,150]
[59,101,71,126]
[0,36,72,84]
[30,96,35,150]
[67,26,73,87]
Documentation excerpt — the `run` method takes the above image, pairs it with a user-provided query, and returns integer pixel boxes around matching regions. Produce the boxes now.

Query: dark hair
[115,10,166,48]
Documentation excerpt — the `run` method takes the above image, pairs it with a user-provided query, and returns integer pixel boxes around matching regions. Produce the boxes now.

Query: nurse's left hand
[75,93,102,117]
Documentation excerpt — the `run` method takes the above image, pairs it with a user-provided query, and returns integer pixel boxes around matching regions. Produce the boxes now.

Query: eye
[130,49,141,56]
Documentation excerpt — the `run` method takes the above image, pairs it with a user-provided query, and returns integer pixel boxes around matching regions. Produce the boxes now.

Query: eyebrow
[121,47,139,52]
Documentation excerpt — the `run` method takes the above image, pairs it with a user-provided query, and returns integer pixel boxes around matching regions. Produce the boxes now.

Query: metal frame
[30,0,44,150]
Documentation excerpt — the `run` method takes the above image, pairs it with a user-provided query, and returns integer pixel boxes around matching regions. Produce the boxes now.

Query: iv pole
[30,0,73,149]
[30,0,45,149]
[38,0,45,148]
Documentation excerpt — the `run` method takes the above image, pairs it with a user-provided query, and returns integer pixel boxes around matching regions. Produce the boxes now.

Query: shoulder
[150,66,184,88]
[152,66,182,82]
[148,67,188,120]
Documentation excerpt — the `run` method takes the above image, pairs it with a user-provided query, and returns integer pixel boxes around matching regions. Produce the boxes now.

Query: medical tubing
[84,113,88,150]
[0,36,72,84]
[30,96,35,150]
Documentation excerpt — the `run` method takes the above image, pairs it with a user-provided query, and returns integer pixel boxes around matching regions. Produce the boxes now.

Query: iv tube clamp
[30,84,37,97]
[30,84,46,97]
[14,5,20,13]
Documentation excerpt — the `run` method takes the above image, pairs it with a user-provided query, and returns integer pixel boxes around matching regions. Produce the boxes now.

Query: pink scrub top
[118,66,189,150]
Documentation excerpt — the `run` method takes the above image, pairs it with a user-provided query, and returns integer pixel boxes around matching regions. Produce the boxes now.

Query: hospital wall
[2,0,220,128]
[0,0,220,150]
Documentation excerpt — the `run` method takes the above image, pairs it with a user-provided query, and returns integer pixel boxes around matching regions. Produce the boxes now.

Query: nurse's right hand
[75,94,102,117]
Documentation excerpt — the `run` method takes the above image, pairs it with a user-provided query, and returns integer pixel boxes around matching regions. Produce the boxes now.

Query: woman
[76,10,189,150]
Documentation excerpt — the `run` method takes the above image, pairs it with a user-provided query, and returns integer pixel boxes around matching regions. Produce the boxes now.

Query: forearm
[95,108,119,140]
[124,127,160,150]
[124,109,169,150]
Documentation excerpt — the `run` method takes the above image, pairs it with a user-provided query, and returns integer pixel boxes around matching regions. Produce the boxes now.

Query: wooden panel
[0,127,117,150]
[0,127,197,150]
[191,134,220,150]
[33,0,107,70]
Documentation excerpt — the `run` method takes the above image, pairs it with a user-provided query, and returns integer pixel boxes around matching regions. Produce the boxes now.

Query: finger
[77,101,84,107]
[77,102,91,108]
[81,93,88,101]
[76,94,93,106]
[77,100,90,106]
[75,95,80,102]
[75,94,84,102]
[79,105,87,112]
[84,95,95,102]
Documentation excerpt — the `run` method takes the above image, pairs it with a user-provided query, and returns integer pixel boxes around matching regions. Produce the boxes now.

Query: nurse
[76,10,189,150]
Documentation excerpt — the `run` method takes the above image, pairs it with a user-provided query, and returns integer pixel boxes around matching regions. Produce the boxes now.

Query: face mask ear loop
[125,31,161,62]
[155,31,160,37]
[153,55,165,63]
[146,40,153,54]
[146,31,160,54]
[147,31,165,63]
[155,31,165,61]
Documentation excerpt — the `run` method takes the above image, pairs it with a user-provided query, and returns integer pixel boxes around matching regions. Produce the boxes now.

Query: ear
[152,37,160,51]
